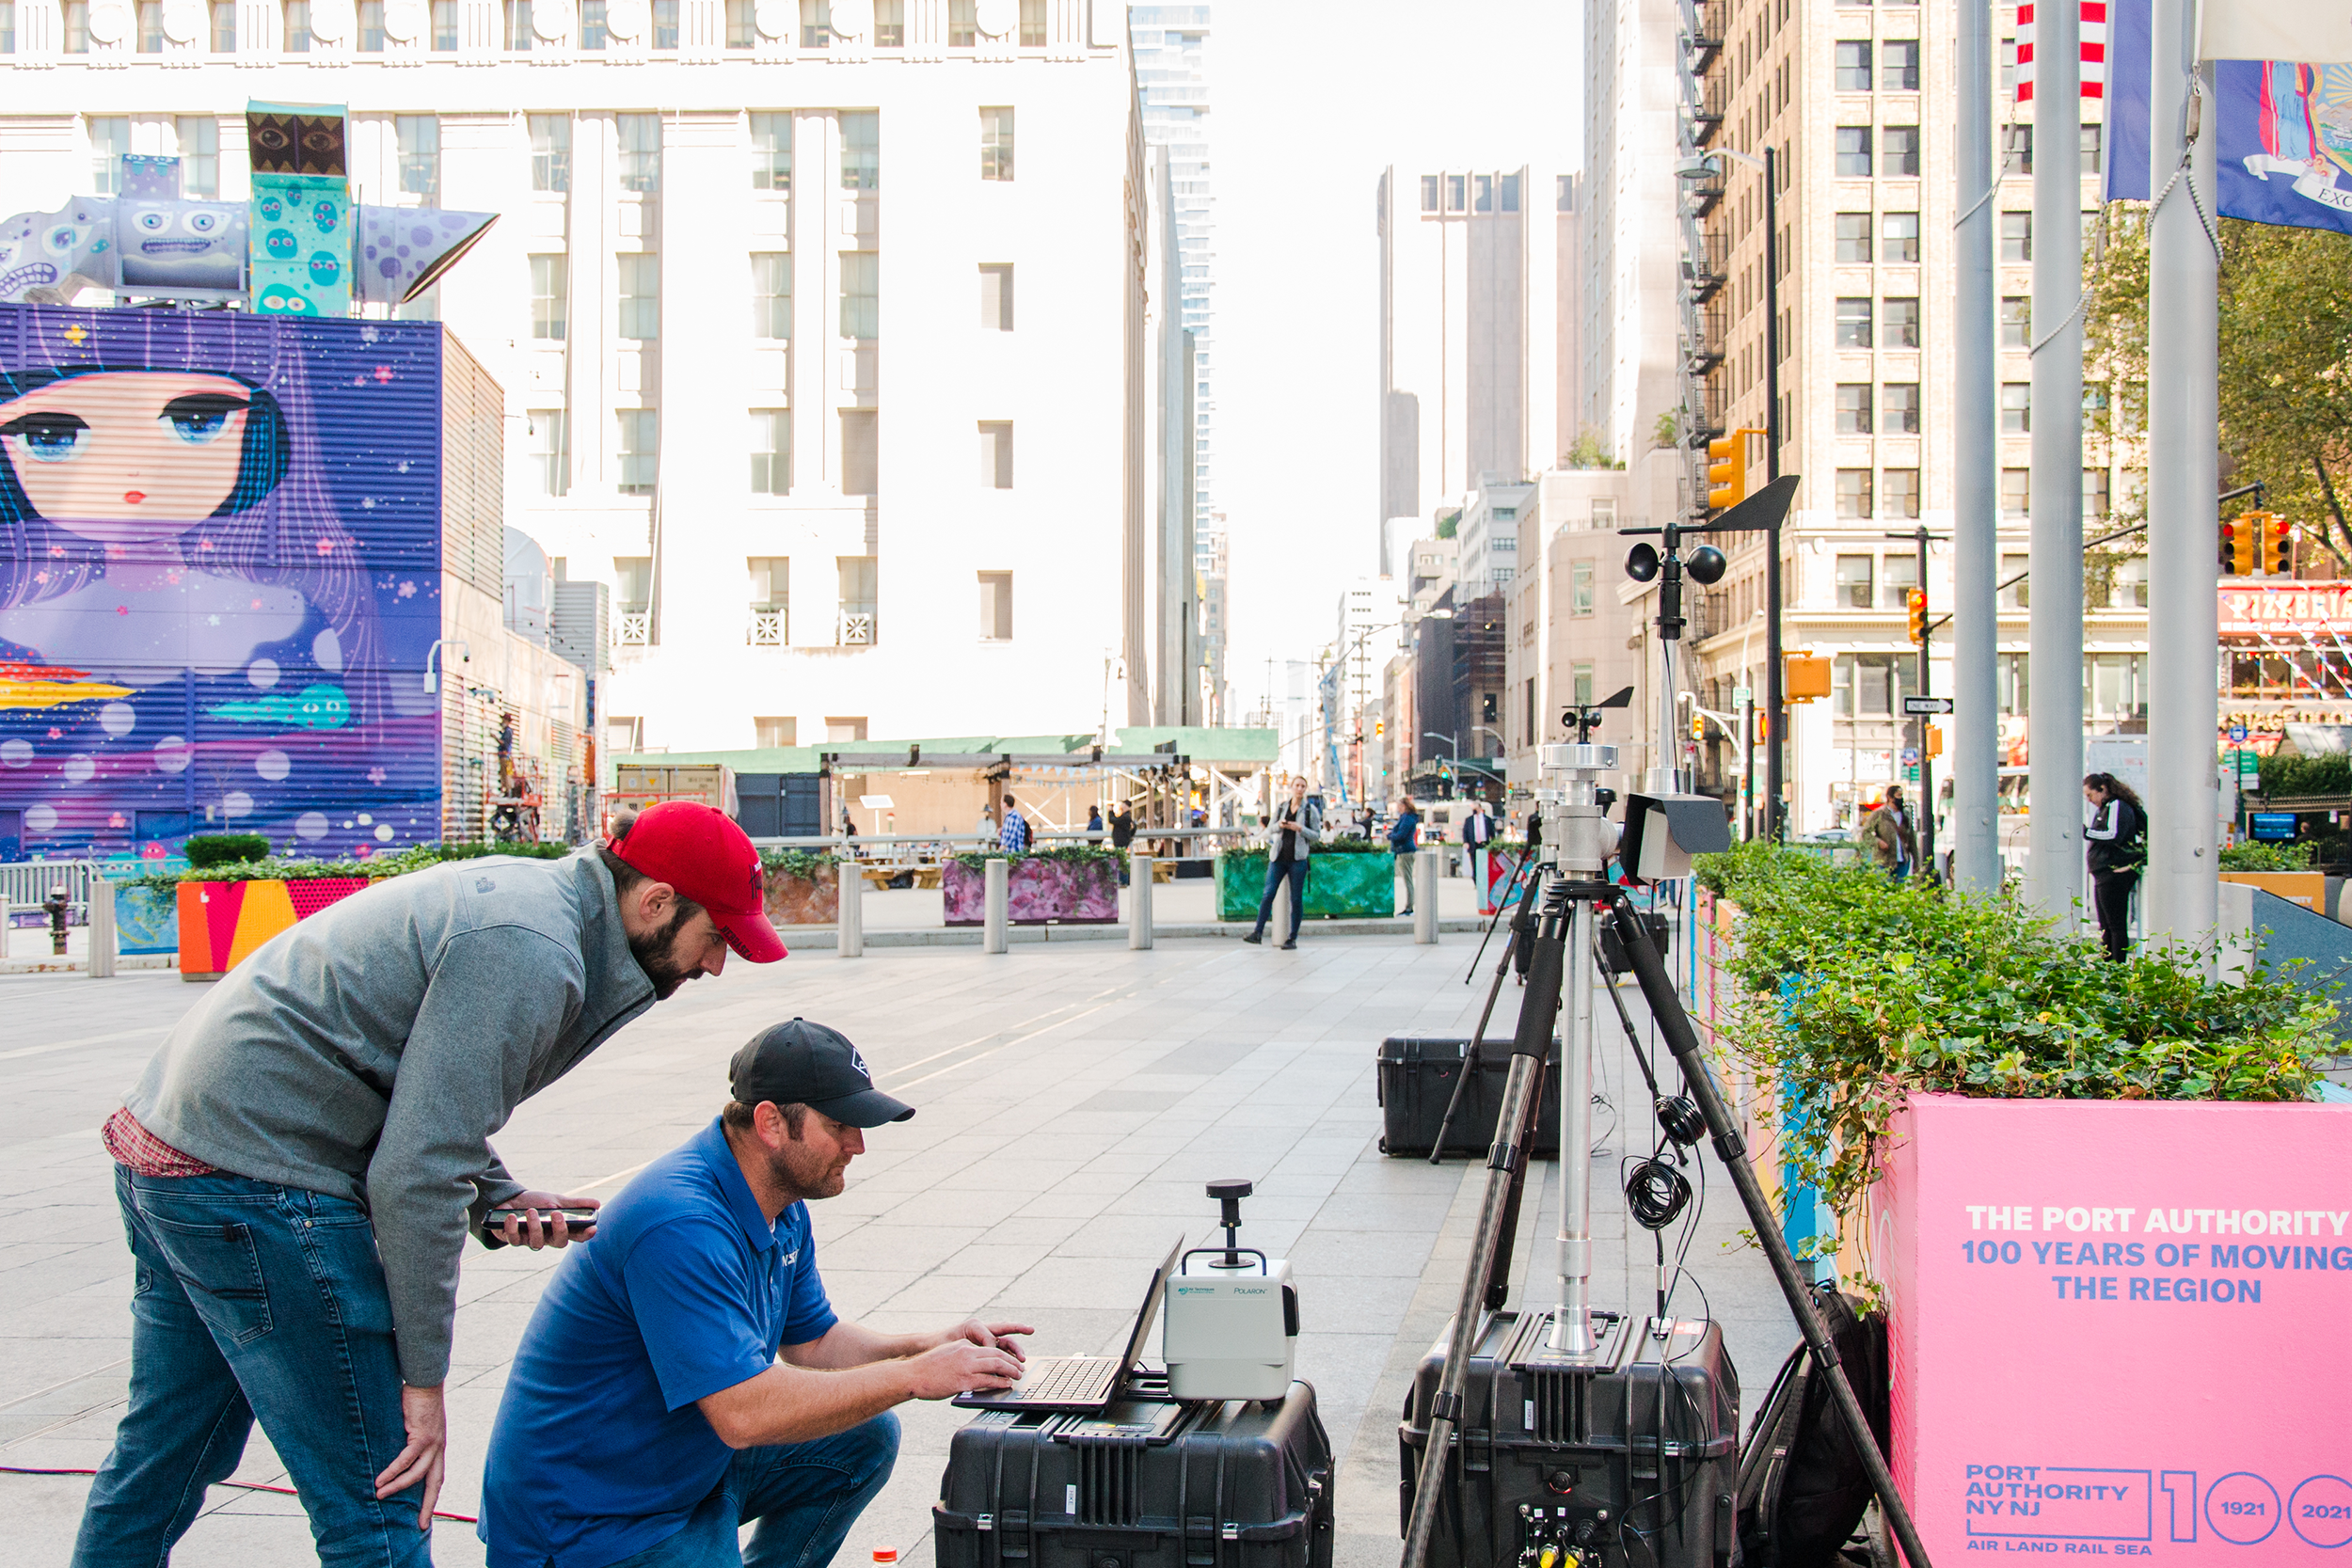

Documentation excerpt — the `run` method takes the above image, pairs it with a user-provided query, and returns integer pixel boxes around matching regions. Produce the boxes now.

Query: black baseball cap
[728,1019,914,1128]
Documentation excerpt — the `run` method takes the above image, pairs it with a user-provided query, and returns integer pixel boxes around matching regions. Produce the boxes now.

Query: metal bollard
[984,857,1009,954]
[87,879,116,978]
[1413,849,1438,944]
[835,861,863,959]
[1129,856,1154,950]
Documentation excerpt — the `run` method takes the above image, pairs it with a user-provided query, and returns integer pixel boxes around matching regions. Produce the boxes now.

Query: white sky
[1208,0,1582,723]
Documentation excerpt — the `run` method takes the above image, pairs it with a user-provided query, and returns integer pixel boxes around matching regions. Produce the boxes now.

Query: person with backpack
[2083,771,2147,961]
[1244,776,1320,949]
[997,793,1030,853]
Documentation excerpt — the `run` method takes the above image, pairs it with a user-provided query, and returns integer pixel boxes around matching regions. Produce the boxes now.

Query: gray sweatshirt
[124,847,656,1386]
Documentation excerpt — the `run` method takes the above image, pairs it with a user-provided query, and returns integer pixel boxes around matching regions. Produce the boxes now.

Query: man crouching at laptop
[481,1019,1029,1568]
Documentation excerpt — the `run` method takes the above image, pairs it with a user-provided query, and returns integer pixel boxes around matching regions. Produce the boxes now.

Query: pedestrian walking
[1245,776,1320,949]
[997,793,1030,853]
[1085,805,1104,840]
[1108,801,1136,850]
[72,803,787,1566]
[2083,771,2147,962]
[1461,796,1495,882]
[1389,796,1422,914]
[1864,785,1919,880]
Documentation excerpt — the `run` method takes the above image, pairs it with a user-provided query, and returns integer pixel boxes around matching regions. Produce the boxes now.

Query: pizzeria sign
[2219,583,2352,632]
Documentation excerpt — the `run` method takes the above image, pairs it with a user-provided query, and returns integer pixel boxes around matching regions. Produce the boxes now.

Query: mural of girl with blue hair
[0,306,441,861]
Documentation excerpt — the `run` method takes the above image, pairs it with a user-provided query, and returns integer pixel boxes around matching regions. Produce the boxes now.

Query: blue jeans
[601,1414,899,1568]
[73,1165,430,1568]
[1252,856,1307,941]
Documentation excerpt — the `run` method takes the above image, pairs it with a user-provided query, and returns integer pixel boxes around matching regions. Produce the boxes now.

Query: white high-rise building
[1376,163,1579,574]
[1580,0,1682,469]
[0,0,1158,752]
[1128,4,1209,525]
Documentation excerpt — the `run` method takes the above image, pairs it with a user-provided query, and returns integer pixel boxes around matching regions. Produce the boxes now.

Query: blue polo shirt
[480,1117,838,1568]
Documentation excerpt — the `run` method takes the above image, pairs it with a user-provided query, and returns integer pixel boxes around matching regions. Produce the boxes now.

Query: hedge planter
[1881,1094,2352,1560]
[177,877,370,978]
[1215,848,1396,922]
[942,856,1120,925]
[763,862,840,927]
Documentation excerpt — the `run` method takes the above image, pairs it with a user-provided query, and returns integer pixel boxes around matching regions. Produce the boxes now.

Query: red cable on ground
[1,1465,478,1524]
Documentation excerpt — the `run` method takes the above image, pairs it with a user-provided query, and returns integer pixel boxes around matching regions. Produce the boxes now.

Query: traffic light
[1926,723,1944,758]
[1374,720,1385,736]
[1692,713,1707,740]
[1906,588,1929,644]
[2264,514,2294,575]
[1707,432,1748,512]
[2228,514,2260,575]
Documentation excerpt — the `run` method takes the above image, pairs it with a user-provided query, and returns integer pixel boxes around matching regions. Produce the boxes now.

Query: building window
[1883,467,1922,519]
[1883,295,1920,347]
[1836,471,1875,522]
[528,409,568,497]
[2081,122,2103,177]
[1570,559,1595,617]
[1835,551,1876,605]
[1834,653,1910,718]
[840,110,878,191]
[1835,295,1873,348]
[2000,471,2031,523]
[2000,382,2030,433]
[530,255,567,340]
[431,0,456,47]
[1835,126,1872,176]
[978,262,1013,330]
[1882,126,1921,177]
[1421,175,1439,213]
[2087,654,2148,721]
[2083,466,2110,520]
[978,571,1013,640]
[177,117,218,198]
[838,250,877,340]
[1447,173,1467,212]
[650,0,675,45]
[396,116,439,202]
[1473,174,1493,212]
[874,0,900,45]
[1835,212,1871,263]
[1998,33,2016,92]
[798,0,826,47]
[1835,40,1870,90]
[617,254,660,341]
[755,715,796,746]
[2110,553,2149,609]
[1017,0,1041,44]
[89,117,129,195]
[61,0,87,50]
[749,410,790,496]
[837,556,877,644]
[750,111,791,191]
[1882,549,1918,607]
[500,0,525,49]
[1880,211,1919,262]
[2000,295,2030,347]
[1571,661,1595,706]
[841,410,877,496]
[980,107,1013,182]
[751,252,791,340]
[617,410,659,495]
[212,0,236,49]
[2002,124,2034,174]
[1883,382,1921,433]
[618,114,661,193]
[725,0,752,45]
[356,0,385,48]
[947,0,973,44]
[978,420,1012,489]
[1998,554,2031,611]
[1836,383,1873,435]
[5,0,20,51]
[137,0,161,50]
[1881,38,1919,89]
[530,117,570,193]
[747,558,787,644]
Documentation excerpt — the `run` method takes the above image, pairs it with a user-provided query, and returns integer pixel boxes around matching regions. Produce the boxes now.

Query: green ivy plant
[947,844,1125,870]
[1693,842,2339,1292]
[759,847,838,880]
[124,839,572,889]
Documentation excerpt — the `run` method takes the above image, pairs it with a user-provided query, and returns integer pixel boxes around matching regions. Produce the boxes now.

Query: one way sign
[1901,697,1953,717]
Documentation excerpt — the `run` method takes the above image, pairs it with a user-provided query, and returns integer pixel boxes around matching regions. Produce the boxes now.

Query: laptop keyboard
[1008,1356,1119,1403]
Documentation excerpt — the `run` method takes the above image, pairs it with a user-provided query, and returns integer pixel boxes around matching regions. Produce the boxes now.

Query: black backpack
[1734,1285,1890,1567]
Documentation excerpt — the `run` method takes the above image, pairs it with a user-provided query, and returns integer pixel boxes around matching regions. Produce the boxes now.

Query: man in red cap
[73,803,786,1568]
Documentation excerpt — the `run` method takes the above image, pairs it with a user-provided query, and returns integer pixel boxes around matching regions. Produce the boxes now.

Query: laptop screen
[1118,1236,1185,1374]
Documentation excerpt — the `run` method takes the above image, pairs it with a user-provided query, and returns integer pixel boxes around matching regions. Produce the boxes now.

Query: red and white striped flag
[2016,0,2107,102]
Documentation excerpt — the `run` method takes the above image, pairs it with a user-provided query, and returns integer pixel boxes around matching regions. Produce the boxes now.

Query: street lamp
[1677,144,1785,839]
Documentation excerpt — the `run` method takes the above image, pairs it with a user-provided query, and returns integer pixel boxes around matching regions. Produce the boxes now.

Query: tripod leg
[1602,888,1937,1568]
[1399,898,1566,1568]
[1427,927,1518,1166]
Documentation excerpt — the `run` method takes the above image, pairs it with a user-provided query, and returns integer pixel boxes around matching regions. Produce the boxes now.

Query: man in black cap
[479,1020,1031,1568]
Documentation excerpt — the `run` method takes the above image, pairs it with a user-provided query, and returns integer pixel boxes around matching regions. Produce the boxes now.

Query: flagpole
[2026,0,2087,925]
[1951,0,2002,893]
[2144,0,2220,953]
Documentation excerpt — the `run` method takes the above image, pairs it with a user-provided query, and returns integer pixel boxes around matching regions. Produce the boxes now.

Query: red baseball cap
[608,801,787,962]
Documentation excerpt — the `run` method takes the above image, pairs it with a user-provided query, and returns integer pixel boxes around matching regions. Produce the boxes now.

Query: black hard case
[936,1377,1335,1568]
[1376,1037,1562,1159]
[1398,1311,1740,1568]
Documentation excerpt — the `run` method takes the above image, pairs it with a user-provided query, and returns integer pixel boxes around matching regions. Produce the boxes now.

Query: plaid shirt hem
[103,1106,218,1178]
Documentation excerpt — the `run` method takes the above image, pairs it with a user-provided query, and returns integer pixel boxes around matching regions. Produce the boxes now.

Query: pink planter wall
[941,858,1120,925]
[1881,1094,2352,1560]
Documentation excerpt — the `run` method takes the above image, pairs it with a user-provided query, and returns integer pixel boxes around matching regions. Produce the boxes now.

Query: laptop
[953,1236,1183,1413]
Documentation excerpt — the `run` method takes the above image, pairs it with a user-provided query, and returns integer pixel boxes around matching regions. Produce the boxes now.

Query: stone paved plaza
[0,929,1792,1567]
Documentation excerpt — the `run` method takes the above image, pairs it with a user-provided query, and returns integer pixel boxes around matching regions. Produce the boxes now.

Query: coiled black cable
[1625,1150,1692,1231]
